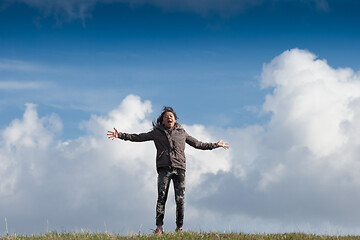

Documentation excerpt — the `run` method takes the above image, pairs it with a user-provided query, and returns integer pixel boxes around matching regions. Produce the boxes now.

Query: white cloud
[261,48,360,157]
[190,48,360,234]
[3,103,62,149]
[0,103,62,197]
[0,95,230,234]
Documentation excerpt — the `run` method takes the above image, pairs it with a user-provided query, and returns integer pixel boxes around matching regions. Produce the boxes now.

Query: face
[162,112,176,130]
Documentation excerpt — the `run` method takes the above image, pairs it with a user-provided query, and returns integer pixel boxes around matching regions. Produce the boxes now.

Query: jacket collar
[156,122,182,132]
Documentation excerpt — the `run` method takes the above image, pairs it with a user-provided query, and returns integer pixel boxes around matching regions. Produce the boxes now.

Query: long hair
[153,106,178,128]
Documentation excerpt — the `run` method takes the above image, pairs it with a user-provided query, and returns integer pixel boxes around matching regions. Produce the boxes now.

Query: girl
[107,106,229,233]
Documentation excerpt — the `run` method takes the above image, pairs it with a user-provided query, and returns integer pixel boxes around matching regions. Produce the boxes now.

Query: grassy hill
[1,232,360,240]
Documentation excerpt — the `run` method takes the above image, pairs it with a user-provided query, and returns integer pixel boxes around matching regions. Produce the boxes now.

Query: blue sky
[1,0,360,235]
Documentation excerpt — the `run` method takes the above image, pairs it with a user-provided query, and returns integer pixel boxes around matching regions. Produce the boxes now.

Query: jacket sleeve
[118,130,154,142]
[185,132,219,150]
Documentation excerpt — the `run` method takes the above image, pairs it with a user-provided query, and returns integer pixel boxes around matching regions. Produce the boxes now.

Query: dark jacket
[118,123,219,171]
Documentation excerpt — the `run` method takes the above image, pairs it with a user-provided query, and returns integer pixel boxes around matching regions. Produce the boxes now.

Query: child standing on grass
[107,106,229,233]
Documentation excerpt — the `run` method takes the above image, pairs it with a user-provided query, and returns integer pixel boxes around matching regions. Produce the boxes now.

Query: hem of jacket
[156,164,186,172]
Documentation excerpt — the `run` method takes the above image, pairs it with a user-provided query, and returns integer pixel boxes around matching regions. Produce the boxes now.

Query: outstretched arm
[186,133,229,150]
[107,128,119,140]
[217,139,230,149]
[107,128,154,142]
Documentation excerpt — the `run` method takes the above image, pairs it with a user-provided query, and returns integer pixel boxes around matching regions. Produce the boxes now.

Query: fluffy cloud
[190,49,360,234]
[261,49,360,157]
[0,103,61,195]
[0,95,230,234]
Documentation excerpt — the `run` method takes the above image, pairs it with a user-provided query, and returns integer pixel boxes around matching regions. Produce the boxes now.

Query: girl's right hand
[107,128,119,140]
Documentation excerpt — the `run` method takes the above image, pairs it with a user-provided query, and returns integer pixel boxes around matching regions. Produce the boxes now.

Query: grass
[1,232,360,240]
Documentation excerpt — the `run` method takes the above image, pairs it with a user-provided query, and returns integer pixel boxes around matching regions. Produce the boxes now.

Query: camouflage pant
[156,167,186,228]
